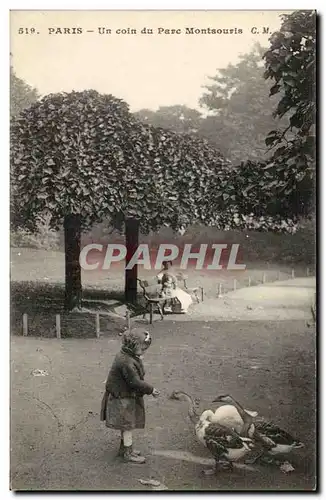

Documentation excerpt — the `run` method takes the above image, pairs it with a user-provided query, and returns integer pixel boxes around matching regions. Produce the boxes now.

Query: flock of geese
[169,391,304,475]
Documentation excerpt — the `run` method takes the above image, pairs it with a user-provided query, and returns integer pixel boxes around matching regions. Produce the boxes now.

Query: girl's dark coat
[100,349,153,431]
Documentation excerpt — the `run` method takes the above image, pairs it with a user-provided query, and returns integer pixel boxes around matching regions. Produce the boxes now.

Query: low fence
[216,267,311,297]
[17,266,314,338]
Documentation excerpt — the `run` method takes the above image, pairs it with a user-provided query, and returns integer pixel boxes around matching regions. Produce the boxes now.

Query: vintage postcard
[10,10,316,492]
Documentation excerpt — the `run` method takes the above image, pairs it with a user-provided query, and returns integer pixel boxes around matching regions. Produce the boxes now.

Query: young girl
[100,328,160,463]
[157,261,192,314]
[160,274,176,313]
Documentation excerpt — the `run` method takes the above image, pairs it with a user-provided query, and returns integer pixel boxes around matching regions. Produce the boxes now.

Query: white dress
[156,271,193,313]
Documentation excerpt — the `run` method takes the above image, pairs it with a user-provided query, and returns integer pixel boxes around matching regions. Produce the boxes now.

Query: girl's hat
[122,328,152,352]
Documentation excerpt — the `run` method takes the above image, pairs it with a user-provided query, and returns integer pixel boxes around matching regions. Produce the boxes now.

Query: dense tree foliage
[11,91,236,306]
[231,160,303,230]
[263,10,316,204]
[11,90,142,307]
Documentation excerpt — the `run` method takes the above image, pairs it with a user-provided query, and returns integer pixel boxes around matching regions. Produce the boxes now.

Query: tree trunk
[64,214,82,311]
[125,218,139,304]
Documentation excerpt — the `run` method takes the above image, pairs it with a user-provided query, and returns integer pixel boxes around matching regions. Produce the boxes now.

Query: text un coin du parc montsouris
[46,26,270,36]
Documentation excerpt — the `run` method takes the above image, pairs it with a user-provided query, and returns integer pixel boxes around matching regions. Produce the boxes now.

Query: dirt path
[157,277,316,322]
[11,320,316,491]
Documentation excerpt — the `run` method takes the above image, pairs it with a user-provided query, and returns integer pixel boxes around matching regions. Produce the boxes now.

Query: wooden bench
[137,274,204,324]
[137,279,166,324]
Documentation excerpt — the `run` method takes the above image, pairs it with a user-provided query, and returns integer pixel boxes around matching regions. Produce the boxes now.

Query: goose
[210,403,258,438]
[170,390,258,436]
[212,395,258,438]
[170,390,255,474]
[213,394,304,463]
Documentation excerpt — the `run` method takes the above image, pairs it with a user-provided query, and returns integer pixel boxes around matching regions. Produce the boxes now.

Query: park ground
[10,248,316,491]
[11,319,316,491]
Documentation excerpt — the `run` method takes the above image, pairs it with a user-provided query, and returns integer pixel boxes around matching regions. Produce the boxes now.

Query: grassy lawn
[11,247,312,296]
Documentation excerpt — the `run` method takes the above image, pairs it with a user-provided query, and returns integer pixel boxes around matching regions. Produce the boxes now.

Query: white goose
[213,395,304,462]
[170,390,255,474]
[210,402,258,438]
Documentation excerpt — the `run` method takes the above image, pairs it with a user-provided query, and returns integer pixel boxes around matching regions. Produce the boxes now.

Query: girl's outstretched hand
[152,388,160,398]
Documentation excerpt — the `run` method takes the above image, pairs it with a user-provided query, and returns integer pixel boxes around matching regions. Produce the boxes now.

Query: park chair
[137,279,166,325]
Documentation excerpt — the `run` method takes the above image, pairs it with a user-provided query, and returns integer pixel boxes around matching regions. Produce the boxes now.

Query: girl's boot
[122,445,146,464]
[118,439,141,457]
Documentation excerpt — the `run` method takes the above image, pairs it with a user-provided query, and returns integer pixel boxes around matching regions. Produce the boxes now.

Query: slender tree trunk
[125,218,139,304]
[64,214,82,311]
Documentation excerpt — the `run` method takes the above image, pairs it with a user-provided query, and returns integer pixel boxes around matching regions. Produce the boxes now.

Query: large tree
[11,90,299,309]
[263,10,316,209]
[11,91,141,308]
[199,43,286,164]
[11,90,237,307]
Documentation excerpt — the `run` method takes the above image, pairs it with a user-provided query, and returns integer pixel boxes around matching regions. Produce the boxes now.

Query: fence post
[95,313,100,338]
[149,304,154,325]
[306,267,310,277]
[56,314,61,339]
[291,269,295,279]
[233,279,237,291]
[23,313,28,336]
[262,272,266,284]
[126,310,131,332]
[218,283,223,298]
[248,276,251,287]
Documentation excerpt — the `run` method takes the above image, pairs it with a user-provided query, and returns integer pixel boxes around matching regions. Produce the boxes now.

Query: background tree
[199,43,287,164]
[134,105,202,135]
[10,64,40,230]
[263,10,316,212]
[10,66,39,118]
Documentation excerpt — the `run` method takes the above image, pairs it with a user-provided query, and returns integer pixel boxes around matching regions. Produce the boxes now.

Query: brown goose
[213,395,304,462]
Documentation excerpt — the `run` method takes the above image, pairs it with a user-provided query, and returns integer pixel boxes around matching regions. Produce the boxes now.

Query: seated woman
[156,261,193,314]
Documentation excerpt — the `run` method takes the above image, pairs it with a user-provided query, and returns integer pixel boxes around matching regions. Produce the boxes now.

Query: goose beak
[246,410,258,418]
[212,394,228,403]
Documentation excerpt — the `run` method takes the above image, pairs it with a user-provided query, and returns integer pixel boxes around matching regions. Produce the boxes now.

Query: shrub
[11,213,60,250]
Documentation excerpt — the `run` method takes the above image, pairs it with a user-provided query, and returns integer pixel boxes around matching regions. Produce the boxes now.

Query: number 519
[18,28,37,34]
